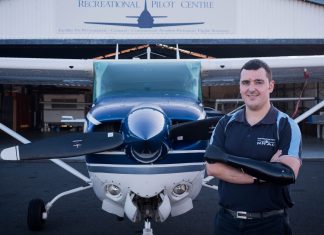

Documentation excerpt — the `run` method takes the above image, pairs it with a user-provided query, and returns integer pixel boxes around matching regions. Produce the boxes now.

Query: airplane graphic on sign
[84,0,204,28]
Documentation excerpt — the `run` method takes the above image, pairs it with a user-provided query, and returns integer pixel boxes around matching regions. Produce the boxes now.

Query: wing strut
[176,44,180,59]
[115,44,119,60]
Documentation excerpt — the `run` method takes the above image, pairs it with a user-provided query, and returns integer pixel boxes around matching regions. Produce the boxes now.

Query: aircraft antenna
[115,44,119,60]
[176,44,180,59]
[144,0,148,10]
[147,46,151,59]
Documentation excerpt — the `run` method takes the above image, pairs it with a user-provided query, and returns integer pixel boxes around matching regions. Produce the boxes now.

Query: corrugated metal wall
[0,0,324,41]
[0,0,55,39]
[236,0,324,39]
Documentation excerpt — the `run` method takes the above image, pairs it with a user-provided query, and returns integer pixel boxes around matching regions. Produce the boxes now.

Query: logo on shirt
[256,138,275,147]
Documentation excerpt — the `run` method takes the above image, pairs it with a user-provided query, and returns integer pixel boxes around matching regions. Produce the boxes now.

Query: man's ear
[269,80,275,93]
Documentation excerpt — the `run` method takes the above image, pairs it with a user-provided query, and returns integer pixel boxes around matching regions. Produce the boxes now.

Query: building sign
[56,0,236,39]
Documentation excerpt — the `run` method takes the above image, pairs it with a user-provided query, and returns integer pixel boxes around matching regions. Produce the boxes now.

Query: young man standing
[205,59,302,235]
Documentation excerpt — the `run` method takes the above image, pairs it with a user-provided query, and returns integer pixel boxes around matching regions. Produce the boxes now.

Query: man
[205,59,302,235]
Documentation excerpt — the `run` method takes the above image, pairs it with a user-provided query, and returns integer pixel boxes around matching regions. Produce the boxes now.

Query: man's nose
[247,83,256,91]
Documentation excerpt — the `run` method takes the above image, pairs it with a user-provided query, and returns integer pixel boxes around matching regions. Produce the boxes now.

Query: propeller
[0,132,123,161]
[169,117,221,141]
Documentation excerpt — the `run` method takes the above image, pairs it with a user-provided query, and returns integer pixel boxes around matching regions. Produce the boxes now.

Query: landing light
[106,184,121,196]
[173,184,189,196]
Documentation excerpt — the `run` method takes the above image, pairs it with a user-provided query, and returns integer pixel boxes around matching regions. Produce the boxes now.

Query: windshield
[93,60,201,102]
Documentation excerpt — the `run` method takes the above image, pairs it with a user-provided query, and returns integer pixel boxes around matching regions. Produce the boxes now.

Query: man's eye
[255,80,264,85]
[241,81,249,85]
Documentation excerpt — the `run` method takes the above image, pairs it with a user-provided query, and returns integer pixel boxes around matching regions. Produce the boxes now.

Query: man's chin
[246,103,261,111]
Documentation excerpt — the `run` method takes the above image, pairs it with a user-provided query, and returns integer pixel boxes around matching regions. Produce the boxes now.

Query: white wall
[1,0,324,41]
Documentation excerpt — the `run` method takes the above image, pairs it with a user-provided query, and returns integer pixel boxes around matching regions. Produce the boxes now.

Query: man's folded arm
[204,145,295,185]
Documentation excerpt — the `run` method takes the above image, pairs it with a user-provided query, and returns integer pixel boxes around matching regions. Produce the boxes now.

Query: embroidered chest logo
[256,138,275,147]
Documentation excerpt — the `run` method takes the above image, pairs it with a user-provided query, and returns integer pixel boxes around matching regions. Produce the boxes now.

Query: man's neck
[245,103,271,126]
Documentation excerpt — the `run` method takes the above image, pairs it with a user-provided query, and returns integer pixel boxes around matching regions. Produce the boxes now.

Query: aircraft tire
[27,198,46,231]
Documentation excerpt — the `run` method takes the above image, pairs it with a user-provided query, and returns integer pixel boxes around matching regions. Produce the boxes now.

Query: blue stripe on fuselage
[86,151,205,165]
[87,164,205,174]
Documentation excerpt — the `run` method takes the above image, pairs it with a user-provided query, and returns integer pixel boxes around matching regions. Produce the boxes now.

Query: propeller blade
[1,132,123,161]
[169,117,221,141]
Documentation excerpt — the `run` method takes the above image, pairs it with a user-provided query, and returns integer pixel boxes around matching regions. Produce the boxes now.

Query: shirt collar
[235,105,278,125]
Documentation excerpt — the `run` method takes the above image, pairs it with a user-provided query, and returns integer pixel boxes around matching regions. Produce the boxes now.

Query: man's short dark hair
[240,59,272,81]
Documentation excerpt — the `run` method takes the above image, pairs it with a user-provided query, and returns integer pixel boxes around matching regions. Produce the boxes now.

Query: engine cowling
[122,105,170,163]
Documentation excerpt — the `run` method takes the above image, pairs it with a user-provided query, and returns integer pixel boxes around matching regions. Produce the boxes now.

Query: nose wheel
[143,219,153,235]
[27,199,46,231]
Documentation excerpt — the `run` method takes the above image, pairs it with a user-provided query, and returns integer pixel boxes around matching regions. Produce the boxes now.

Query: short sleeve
[278,117,302,159]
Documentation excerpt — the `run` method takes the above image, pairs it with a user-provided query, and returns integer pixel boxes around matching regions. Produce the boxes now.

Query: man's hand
[270,150,282,163]
[270,149,301,179]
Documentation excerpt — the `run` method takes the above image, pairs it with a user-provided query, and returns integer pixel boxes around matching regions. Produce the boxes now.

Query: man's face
[239,68,274,111]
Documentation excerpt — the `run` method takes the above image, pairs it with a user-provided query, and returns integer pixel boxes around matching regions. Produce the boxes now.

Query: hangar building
[0,0,323,137]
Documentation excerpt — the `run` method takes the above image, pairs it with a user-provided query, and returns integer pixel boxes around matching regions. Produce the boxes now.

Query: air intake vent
[93,120,122,133]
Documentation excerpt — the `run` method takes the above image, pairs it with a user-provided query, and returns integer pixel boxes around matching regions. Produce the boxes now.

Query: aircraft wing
[152,22,204,27]
[200,55,324,86]
[1,55,324,87]
[0,57,94,87]
[84,22,204,28]
[84,22,140,27]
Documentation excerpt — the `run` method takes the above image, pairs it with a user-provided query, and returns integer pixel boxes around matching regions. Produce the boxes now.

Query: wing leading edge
[84,21,204,28]
[1,55,324,86]
[0,57,94,87]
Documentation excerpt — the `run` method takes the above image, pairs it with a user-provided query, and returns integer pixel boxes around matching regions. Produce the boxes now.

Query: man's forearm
[204,145,295,185]
[206,162,254,184]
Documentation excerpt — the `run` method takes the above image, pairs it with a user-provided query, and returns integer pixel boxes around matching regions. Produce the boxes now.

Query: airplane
[0,56,221,234]
[0,49,324,235]
[84,0,204,28]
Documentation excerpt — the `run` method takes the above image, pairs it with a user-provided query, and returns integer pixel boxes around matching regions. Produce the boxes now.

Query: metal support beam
[294,100,324,124]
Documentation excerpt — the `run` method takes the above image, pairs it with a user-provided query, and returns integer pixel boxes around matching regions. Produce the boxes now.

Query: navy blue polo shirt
[209,105,302,212]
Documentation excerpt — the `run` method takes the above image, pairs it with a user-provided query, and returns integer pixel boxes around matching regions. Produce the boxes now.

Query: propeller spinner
[123,106,170,163]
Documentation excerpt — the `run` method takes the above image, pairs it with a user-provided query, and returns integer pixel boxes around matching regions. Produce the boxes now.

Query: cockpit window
[93,60,201,102]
